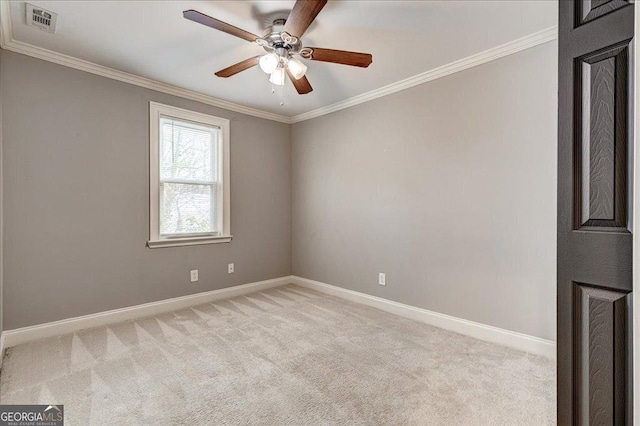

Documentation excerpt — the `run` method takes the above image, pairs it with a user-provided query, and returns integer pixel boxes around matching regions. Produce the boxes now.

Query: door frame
[635,6,639,421]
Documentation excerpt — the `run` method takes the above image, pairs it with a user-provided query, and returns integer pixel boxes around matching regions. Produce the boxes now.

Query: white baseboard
[2,274,556,360]
[291,276,556,359]
[2,276,293,348]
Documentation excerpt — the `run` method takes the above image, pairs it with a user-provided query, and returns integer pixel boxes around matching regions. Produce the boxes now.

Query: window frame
[148,102,231,248]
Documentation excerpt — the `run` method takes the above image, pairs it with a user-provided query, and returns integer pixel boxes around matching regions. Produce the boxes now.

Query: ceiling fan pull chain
[270,76,286,106]
[280,82,285,107]
[279,78,285,107]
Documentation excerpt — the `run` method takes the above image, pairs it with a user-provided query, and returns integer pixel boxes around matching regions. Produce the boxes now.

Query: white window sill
[147,235,233,249]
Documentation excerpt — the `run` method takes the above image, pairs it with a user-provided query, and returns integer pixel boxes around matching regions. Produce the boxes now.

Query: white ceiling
[6,0,557,117]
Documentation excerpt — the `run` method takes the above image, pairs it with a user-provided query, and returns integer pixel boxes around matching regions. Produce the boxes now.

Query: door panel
[558,1,634,424]
[574,284,629,424]
[576,43,629,230]
[578,0,631,25]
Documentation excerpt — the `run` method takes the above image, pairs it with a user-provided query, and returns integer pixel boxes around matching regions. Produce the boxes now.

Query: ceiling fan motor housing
[264,18,287,35]
[260,18,302,55]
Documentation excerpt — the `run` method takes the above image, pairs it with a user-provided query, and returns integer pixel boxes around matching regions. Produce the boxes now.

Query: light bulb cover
[287,58,307,80]
[259,53,279,74]
[269,67,285,86]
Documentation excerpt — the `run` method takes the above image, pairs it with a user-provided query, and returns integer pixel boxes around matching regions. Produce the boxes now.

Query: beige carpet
[0,284,555,425]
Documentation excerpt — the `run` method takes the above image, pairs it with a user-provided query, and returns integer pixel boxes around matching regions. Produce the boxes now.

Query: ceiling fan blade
[215,56,261,78]
[284,0,327,38]
[287,70,313,94]
[304,48,373,68]
[183,9,260,43]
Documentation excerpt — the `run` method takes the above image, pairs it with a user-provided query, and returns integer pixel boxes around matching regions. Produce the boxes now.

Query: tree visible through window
[149,102,231,248]
[160,118,218,236]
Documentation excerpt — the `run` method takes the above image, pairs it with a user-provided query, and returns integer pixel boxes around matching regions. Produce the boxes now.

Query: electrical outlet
[378,273,386,286]
[228,263,235,274]
[190,270,198,282]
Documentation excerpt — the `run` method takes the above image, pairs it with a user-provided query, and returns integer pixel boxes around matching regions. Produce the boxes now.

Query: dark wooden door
[557,1,634,424]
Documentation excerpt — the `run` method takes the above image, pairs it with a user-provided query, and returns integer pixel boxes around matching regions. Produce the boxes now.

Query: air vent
[25,3,57,33]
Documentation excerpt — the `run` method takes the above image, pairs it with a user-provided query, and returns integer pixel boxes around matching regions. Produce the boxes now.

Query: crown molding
[289,26,558,124]
[0,0,557,125]
[0,1,291,124]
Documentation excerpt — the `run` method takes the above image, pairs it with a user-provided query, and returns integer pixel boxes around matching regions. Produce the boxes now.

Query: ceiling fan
[183,0,373,95]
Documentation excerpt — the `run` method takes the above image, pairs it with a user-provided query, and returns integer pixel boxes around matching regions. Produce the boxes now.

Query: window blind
[159,117,219,236]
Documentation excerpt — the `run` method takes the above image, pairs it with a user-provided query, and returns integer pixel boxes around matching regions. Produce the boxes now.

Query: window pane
[160,117,217,181]
[160,183,217,235]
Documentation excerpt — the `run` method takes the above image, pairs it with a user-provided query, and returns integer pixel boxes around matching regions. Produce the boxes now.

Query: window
[148,102,231,248]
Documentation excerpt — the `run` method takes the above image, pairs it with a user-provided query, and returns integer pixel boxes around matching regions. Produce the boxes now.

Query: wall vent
[25,3,57,33]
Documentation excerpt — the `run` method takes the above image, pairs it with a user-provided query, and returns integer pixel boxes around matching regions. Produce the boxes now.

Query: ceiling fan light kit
[287,58,308,80]
[259,53,279,74]
[183,0,373,99]
[259,47,307,84]
[269,66,286,86]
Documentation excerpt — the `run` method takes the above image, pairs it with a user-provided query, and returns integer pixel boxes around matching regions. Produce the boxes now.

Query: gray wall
[1,42,557,339]
[291,42,558,341]
[1,50,292,329]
